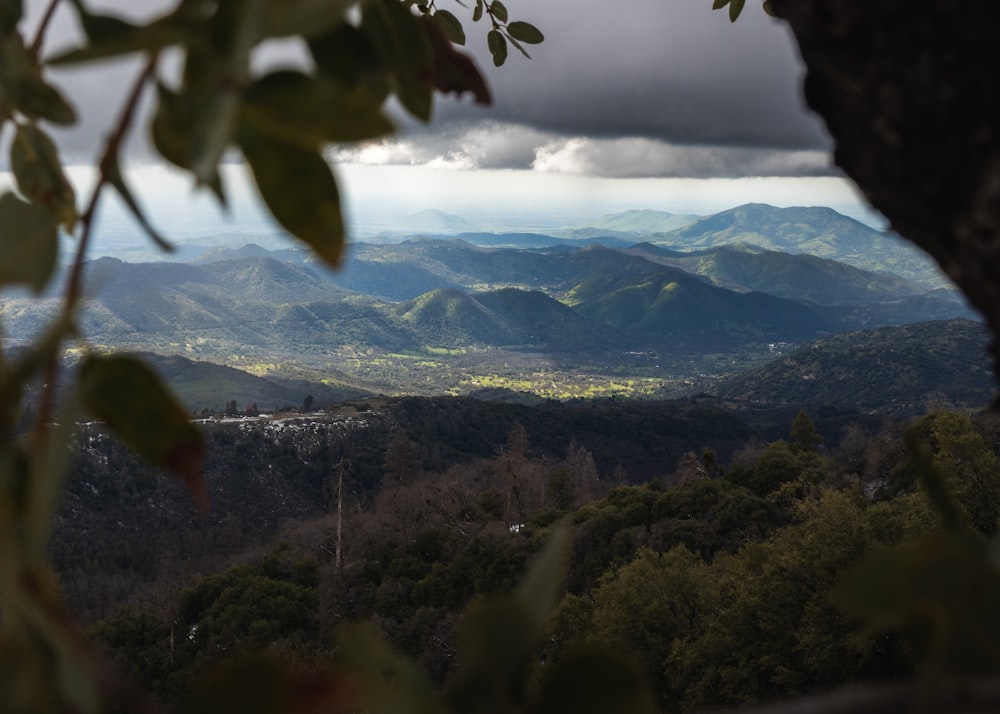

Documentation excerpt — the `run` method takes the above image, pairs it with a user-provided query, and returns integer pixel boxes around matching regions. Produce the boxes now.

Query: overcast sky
[13,0,877,233]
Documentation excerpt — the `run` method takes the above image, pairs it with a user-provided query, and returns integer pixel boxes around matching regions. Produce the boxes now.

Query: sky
[8,0,883,242]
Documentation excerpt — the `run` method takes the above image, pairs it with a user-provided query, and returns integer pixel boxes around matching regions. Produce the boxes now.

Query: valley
[2,203,983,413]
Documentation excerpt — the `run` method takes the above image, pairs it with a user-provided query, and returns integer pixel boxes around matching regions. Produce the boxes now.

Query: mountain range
[1,203,982,408]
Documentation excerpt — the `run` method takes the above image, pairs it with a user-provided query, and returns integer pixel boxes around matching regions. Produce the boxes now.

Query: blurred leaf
[105,159,173,251]
[50,0,195,65]
[472,0,483,22]
[420,17,490,105]
[447,599,538,714]
[11,121,77,232]
[506,21,543,44]
[241,69,393,148]
[24,392,79,561]
[181,0,264,186]
[79,353,206,507]
[433,9,465,45]
[832,531,1000,675]
[0,191,58,293]
[363,0,433,121]
[530,648,655,714]
[336,625,440,714]
[490,0,508,23]
[729,0,745,21]
[261,0,352,39]
[905,427,962,531]
[0,34,76,124]
[307,22,384,90]
[0,0,21,35]
[238,123,345,268]
[487,28,507,66]
[712,0,730,9]
[762,0,777,16]
[183,655,356,714]
[151,82,227,204]
[517,524,570,631]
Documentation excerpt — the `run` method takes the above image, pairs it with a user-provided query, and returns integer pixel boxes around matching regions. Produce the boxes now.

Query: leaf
[241,69,393,148]
[490,0,507,23]
[516,524,570,631]
[105,159,174,251]
[24,392,79,560]
[261,0,353,39]
[433,9,465,45]
[363,0,434,122]
[420,16,490,105]
[506,20,543,44]
[712,0,730,9]
[762,0,777,16]
[79,354,206,508]
[447,599,538,714]
[336,625,440,714]
[307,22,384,89]
[487,28,507,67]
[503,30,530,60]
[729,0,745,22]
[48,0,197,65]
[472,0,483,22]
[150,82,227,205]
[238,123,345,268]
[0,191,58,293]
[0,0,21,35]
[832,531,1000,675]
[182,655,357,714]
[530,648,655,714]
[11,121,77,232]
[0,34,76,124]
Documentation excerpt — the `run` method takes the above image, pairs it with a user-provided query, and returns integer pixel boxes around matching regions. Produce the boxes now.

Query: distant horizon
[0,162,887,261]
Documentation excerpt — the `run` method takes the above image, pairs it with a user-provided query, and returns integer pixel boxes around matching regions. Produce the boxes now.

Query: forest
[39,400,1000,712]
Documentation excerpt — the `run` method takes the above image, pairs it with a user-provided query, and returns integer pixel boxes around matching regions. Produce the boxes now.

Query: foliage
[0,0,544,711]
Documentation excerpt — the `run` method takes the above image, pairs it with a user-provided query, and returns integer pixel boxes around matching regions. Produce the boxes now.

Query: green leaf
[79,354,206,507]
[307,22,385,90]
[506,20,543,44]
[150,82,227,205]
[447,599,538,714]
[530,649,655,714]
[49,0,197,65]
[729,0,745,21]
[503,30,530,59]
[260,0,352,39]
[0,191,58,293]
[421,16,491,105]
[762,0,777,16]
[490,0,508,23]
[11,121,77,232]
[487,28,507,66]
[336,625,441,714]
[363,0,434,122]
[241,69,393,148]
[433,9,465,45]
[516,524,570,631]
[0,0,22,35]
[238,123,345,268]
[105,159,174,252]
[0,34,76,124]
[712,0,730,8]
[472,0,483,22]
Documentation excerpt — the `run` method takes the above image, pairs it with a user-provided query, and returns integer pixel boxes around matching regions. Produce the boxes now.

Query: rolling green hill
[658,203,945,286]
[709,319,993,413]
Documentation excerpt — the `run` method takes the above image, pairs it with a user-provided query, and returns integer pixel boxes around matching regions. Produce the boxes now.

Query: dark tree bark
[771,0,1000,395]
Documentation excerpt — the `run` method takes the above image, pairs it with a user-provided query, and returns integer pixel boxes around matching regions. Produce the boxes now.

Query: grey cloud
[17,0,829,179]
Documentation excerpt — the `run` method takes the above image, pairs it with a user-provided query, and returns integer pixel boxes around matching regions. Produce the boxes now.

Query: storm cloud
[20,0,830,178]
